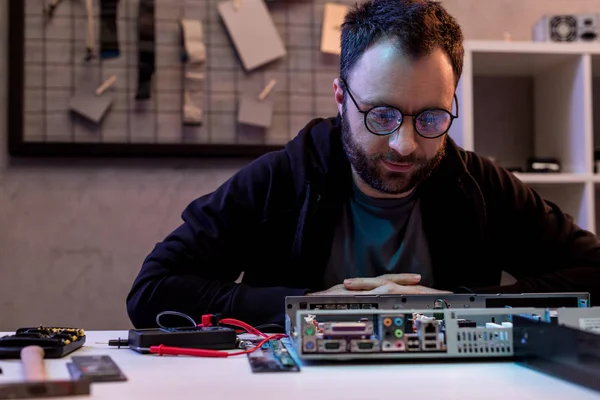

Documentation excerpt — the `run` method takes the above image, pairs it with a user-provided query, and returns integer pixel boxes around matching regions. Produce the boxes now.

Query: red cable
[198,315,269,337]
[219,318,268,337]
[149,314,286,358]
[149,333,286,357]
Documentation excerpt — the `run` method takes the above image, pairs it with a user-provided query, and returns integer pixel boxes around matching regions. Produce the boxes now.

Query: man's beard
[341,104,446,195]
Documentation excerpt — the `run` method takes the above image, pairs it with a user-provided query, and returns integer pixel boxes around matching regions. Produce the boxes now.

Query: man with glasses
[126,0,600,329]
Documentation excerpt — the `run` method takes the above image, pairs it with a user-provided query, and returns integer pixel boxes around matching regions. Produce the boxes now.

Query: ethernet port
[424,322,437,334]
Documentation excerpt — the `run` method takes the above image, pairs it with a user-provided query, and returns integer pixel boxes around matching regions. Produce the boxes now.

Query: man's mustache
[372,153,425,164]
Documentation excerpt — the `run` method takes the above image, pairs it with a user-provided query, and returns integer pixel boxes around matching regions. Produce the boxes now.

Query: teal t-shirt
[323,182,433,288]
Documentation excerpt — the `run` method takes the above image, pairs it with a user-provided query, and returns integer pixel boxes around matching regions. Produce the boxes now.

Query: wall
[0,0,596,330]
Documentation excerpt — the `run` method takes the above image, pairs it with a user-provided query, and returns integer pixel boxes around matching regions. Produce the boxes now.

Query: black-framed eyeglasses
[341,78,459,138]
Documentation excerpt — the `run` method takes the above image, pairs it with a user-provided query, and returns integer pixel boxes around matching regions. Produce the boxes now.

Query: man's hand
[306,283,351,296]
[307,273,452,296]
[344,274,452,294]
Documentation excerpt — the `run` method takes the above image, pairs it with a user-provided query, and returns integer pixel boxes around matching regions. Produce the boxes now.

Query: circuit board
[244,339,300,373]
[291,307,556,361]
[284,292,590,336]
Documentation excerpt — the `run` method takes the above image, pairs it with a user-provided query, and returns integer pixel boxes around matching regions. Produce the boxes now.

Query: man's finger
[381,273,422,285]
[344,277,391,290]
[369,284,454,295]
[369,283,427,295]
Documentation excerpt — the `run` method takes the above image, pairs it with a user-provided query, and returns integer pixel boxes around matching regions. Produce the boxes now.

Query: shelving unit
[449,40,600,234]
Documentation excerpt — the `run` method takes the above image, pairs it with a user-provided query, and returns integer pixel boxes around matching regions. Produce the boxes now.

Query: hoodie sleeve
[471,157,600,303]
[126,151,308,329]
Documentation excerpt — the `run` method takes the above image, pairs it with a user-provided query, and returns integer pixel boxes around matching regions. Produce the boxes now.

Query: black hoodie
[126,116,600,328]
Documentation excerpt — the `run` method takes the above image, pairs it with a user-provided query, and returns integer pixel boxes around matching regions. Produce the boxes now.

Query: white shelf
[512,173,590,184]
[451,40,600,234]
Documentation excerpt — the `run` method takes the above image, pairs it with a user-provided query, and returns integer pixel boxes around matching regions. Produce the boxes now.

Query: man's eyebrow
[358,95,447,112]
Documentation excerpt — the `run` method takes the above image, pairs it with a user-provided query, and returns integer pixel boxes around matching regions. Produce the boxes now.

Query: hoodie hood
[283,115,351,199]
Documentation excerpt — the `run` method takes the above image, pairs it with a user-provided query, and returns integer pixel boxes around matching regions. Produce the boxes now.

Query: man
[126,0,600,329]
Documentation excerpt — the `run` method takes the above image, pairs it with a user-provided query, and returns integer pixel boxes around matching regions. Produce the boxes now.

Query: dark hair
[340,0,464,87]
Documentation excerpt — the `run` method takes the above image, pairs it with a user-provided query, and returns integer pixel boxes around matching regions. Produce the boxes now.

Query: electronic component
[512,314,600,393]
[292,307,550,361]
[243,339,300,373]
[533,14,598,42]
[126,326,238,354]
[555,307,600,334]
[67,355,127,382]
[526,157,560,173]
[284,292,589,336]
[0,327,85,359]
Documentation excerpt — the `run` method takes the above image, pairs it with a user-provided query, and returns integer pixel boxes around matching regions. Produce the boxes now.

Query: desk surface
[1,330,599,400]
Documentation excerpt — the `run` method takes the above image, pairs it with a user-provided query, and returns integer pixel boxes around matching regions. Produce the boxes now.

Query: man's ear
[333,78,344,115]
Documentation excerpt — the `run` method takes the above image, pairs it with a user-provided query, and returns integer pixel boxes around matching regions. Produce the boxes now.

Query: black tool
[0,327,85,359]
[100,0,120,59]
[110,326,238,354]
[67,355,127,383]
[136,0,156,99]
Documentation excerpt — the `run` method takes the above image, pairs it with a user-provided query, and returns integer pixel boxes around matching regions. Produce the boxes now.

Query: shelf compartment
[471,49,591,174]
[512,172,589,184]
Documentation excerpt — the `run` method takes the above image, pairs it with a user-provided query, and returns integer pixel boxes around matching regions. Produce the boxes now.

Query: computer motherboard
[289,307,549,361]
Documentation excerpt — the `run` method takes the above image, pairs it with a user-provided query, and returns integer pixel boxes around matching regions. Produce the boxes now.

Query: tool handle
[258,79,277,101]
[96,75,118,96]
[21,345,47,381]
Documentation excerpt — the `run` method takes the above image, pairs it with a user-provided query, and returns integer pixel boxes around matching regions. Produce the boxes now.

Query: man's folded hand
[306,273,452,296]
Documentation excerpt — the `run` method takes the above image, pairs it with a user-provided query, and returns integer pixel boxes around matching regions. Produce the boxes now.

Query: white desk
[0,330,599,400]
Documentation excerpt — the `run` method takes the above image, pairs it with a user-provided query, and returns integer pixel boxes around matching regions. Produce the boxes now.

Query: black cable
[155,311,198,330]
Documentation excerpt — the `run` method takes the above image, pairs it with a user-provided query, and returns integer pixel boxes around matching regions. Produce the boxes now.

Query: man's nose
[388,120,417,156]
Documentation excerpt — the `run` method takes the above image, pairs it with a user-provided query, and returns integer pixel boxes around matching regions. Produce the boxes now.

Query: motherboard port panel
[294,307,552,361]
[284,293,589,336]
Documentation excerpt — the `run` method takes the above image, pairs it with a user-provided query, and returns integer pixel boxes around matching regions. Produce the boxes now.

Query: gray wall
[0,0,596,330]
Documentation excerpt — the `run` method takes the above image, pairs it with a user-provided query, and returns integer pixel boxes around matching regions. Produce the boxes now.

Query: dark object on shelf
[506,167,524,173]
[526,157,561,173]
[513,314,600,394]
[0,327,86,359]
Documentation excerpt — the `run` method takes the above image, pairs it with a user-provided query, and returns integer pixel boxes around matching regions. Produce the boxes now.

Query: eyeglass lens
[367,107,452,136]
